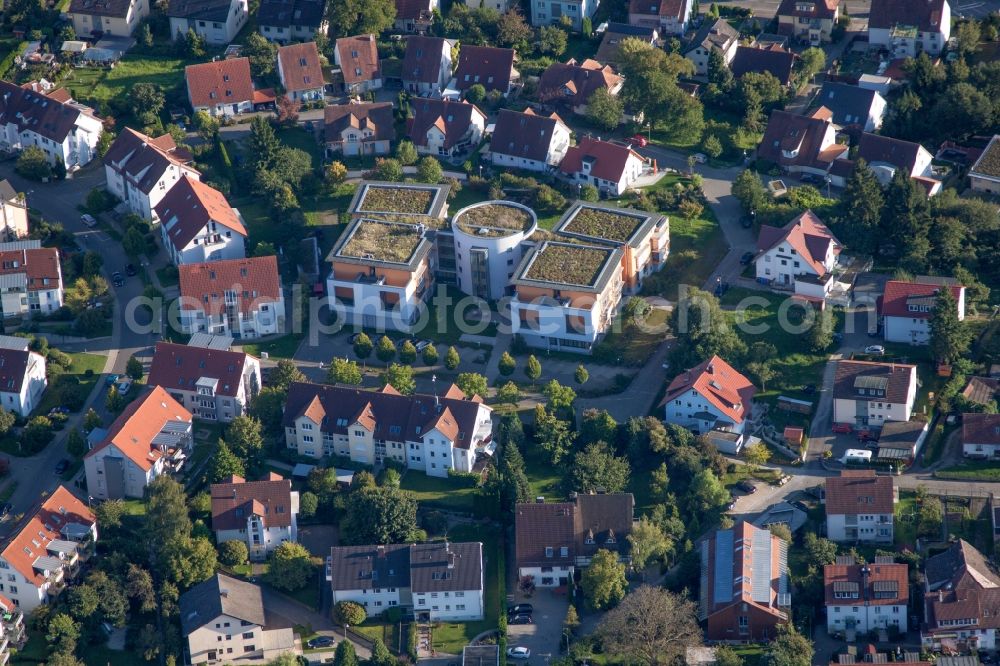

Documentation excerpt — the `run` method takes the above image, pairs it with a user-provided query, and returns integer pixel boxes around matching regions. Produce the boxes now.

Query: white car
[692,153,707,163]
[81,214,97,228]
[507,648,531,660]
[864,345,885,355]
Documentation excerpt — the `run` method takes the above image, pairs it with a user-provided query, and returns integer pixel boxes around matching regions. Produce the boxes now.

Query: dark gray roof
[179,574,266,636]
[925,540,1000,592]
[257,0,325,28]
[878,419,927,447]
[328,544,411,592]
[816,82,880,126]
[410,542,483,594]
[167,0,233,21]
[464,645,499,666]
[686,18,739,54]
[0,180,15,202]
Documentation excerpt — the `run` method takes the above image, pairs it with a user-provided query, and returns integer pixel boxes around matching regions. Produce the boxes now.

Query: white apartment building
[0,336,47,417]
[103,128,200,221]
[177,256,284,339]
[755,210,840,294]
[0,180,29,240]
[490,109,571,173]
[881,279,965,345]
[168,0,249,45]
[211,473,299,561]
[156,176,247,266]
[328,542,485,622]
[0,81,103,170]
[0,241,63,318]
[868,0,950,57]
[0,486,97,612]
[832,360,918,427]
[283,382,494,476]
[824,470,895,543]
[825,556,909,634]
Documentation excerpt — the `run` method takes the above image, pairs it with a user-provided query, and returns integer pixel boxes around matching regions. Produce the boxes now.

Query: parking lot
[506,589,569,665]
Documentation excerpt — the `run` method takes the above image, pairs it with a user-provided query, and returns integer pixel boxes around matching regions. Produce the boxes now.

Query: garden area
[399,471,479,513]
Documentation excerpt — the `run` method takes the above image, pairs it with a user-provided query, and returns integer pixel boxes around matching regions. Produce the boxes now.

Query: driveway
[506,589,568,665]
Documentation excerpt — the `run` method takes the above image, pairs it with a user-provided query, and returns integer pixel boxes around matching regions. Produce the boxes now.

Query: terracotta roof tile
[103,127,198,196]
[178,256,281,318]
[700,522,789,620]
[336,35,381,86]
[559,137,643,186]
[69,0,136,18]
[211,474,295,531]
[857,132,925,175]
[278,42,325,93]
[879,280,963,320]
[755,210,840,275]
[628,0,686,19]
[962,377,1000,405]
[777,0,839,19]
[185,58,254,109]
[0,247,61,292]
[659,355,756,425]
[824,470,894,515]
[402,36,448,84]
[324,102,396,144]
[0,80,95,144]
[759,109,845,168]
[515,493,634,568]
[731,45,797,85]
[823,560,908,606]
[869,0,947,32]
[0,348,42,394]
[962,413,1000,446]
[407,98,485,150]
[155,176,246,251]
[538,58,622,107]
[454,46,516,92]
[395,0,434,20]
[490,108,568,163]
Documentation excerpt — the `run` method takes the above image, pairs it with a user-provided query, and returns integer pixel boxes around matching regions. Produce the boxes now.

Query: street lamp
[824,175,832,198]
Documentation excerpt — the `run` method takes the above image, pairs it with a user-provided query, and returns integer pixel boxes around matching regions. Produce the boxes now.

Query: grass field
[399,472,479,513]
[62,55,192,105]
[36,352,107,416]
[431,524,501,655]
[936,460,1000,481]
[524,443,563,503]
[641,203,728,301]
[595,307,669,367]
[240,333,304,359]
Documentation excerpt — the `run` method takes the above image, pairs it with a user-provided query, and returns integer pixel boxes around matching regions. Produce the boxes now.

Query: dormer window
[545,547,553,557]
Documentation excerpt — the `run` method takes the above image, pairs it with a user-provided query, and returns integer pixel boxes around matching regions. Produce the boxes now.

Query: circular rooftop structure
[451,201,537,239]
[450,201,538,301]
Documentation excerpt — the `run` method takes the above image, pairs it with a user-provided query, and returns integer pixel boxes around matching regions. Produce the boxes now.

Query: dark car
[508,604,533,616]
[112,271,124,287]
[54,459,70,475]
[713,281,730,297]
[125,264,137,276]
[802,384,816,395]
[740,251,755,265]
[799,173,823,185]
[0,502,11,517]
[307,636,335,649]
[509,615,533,625]
[737,480,757,494]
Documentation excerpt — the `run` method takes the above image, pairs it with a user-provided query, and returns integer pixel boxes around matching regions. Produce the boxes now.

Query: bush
[218,540,249,567]
[334,600,367,626]
[15,147,52,181]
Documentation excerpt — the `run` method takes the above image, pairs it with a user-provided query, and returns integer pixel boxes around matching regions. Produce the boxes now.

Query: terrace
[453,202,536,237]
[338,219,425,265]
[356,185,436,215]
[521,242,616,288]
[560,205,650,244]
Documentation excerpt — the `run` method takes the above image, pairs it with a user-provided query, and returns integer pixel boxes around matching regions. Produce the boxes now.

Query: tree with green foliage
[0,408,14,437]
[184,27,205,57]
[597,585,702,664]
[374,157,404,182]
[497,381,521,404]
[445,346,461,371]
[15,146,51,181]
[689,468,730,512]
[585,88,624,131]
[456,372,489,398]
[354,332,374,360]
[498,351,516,376]
[571,442,631,493]
[422,344,439,365]
[244,32,278,78]
[670,287,746,368]
[248,116,281,175]
[715,646,745,666]
[525,355,542,381]
[327,0,396,38]
[327,357,363,385]
[130,82,165,125]
[918,495,944,537]
[627,516,672,574]
[376,335,396,364]
[226,415,264,460]
[399,340,417,364]
[105,385,125,412]
[95,499,125,530]
[270,359,306,391]
[342,486,419,544]
[839,159,883,254]
[797,47,827,82]
[930,287,972,364]
[580,408,617,445]
[370,638,395,666]
[574,364,589,384]
[465,83,487,105]
[416,156,444,183]
[333,638,360,666]
[732,169,767,214]
[744,442,772,471]
[707,47,734,90]
[299,491,319,518]
[543,379,576,411]
[67,429,86,458]
[881,169,932,270]
[335,601,367,627]
[211,440,245,482]
[122,226,147,258]
[803,532,838,564]
[702,134,723,159]
[46,613,80,657]
[581,549,628,609]
[126,354,144,380]
[534,405,575,465]
[266,541,314,591]
[538,25,568,55]
[768,625,814,666]
[383,363,416,395]
[219,540,249,567]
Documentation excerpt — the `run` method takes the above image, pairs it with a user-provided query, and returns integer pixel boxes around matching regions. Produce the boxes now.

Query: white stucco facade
[0,350,46,417]
[161,218,247,265]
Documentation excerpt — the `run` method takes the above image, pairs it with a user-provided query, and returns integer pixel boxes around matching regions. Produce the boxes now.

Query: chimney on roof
[535,496,545,503]
[706,363,714,374]
[432,374,439,409]
[377,545,386,558]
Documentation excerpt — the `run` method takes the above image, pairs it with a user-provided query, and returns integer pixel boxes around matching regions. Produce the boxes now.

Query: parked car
[740,251,755,265]
[799,173,823,184]
[714,281,730,297]
[832,422,853,434]
[507,648,531,660]
[791,500,809,512]
[105,373,121,386]
[692,153,707,163]
[857,429,878,443]
[508,604,533,616]
[81,214,97,228]
[737,480,756,494]
[726,497,737,511]
[629,134,648,147]
[864,345,885,355]
[776,474,791,486]
[307,636,335,649]
[802,384,816,395]
[112,271,124,287]
[54,459,70,475]
[509,615,533,625]
[125,264,137,276]
[116,380,132,396]
[0,502,11,517]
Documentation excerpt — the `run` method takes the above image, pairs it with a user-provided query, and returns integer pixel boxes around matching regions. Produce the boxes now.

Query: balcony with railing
[0,608,25,648]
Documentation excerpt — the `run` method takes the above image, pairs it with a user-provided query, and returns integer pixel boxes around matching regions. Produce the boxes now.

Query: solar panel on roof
[854,376,889,390]
[713,530,734,605]
[751,528,772,604]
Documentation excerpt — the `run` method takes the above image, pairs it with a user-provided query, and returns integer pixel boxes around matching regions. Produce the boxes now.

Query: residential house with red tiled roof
[489,108,571,172]
[155,175,247,265]
[659,355,756,453]
[922,539,1000,652]
[334,35,382,95]
[0,240,63,317]
[559,137,646,196]
[0,486,97,612]
[825,555,909,633]
[537,59,623,116]
[276,41,325,102]
[67,0,150,37]
[395,0,438,33]
[757,108,847,177]
[832,360,917,427]
[402,36,453,95]
[879,278,964,344]
[407,98,486,159]
[184,57,255,117]
[167,0,248,45]
[147,341,262,423]
[0,334,47,417]
[868,0,950,57]
[597,23,659,66]
[515,493,634,587]
[84,386,193,499]
[282,382,493,475]
[211,473,298,560]
[103,127,199,221]
[824,470,896,542]
[776,0,840,44]
[628,0,693,34]
[451,46,518,96]
[323,102,396,157]
[961,413,1000,459]
[831,132,940,194]
[0,80,103,169]
[754,210,841,299]
[699,522,790,641]
[177,256,284,339]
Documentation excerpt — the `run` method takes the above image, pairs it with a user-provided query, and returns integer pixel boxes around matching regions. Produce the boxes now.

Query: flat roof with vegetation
[453,201,536,238]
[352,182,448,217]
[337,218,425,265]
[519,241,620,289]
[972,135,1000,179]
[555,202,663,247]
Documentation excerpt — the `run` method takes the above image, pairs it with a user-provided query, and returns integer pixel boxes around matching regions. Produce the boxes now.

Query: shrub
[334,600,367,626]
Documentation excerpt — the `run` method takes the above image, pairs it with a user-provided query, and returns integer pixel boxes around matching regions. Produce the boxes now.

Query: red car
[832,423,853,434]
[857,429,878,443]
[630,134,649,147]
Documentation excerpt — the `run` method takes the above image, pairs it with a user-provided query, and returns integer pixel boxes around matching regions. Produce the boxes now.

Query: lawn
[399,472,479,513]
[641,208,728,302]
[62,55,193,106]
[524,443,563,503]
[935,460,1000,482]
[431,524,501,655]
[277,126,324,162]
[353,621,402,653]
[594,307,669,367]
[36,352,107,416]
[240,333,304,359]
